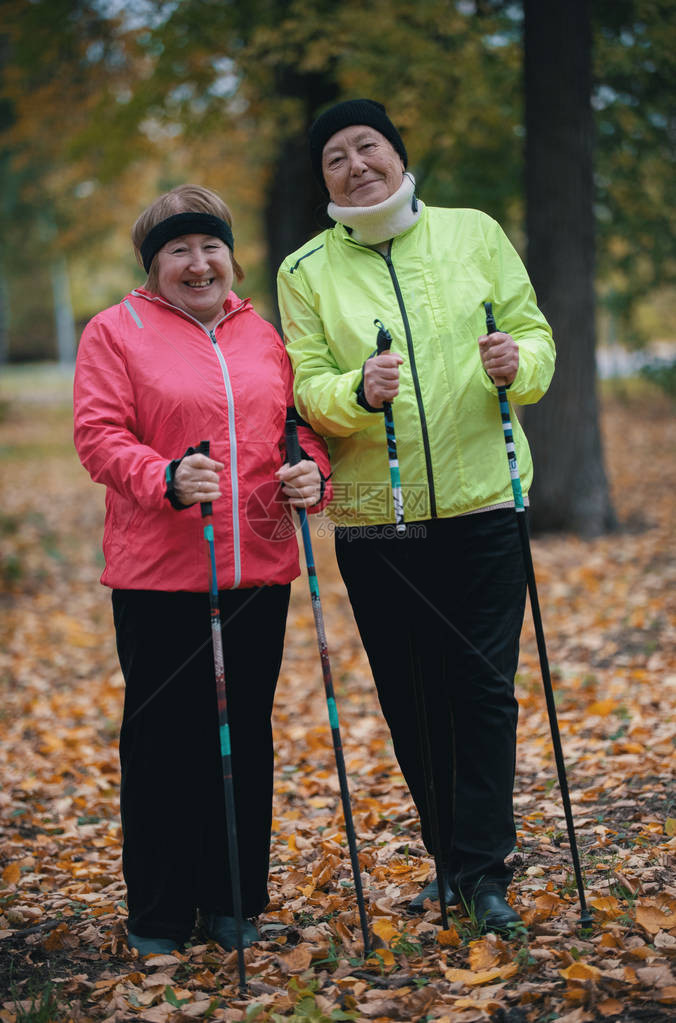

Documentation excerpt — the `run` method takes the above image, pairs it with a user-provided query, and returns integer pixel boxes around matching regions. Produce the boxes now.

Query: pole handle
[198,439,212,517]
[374,318,393,355]
[285,415,302,467]
[484,301,508,401]
[482,298,509,403]
[484,301,498,335]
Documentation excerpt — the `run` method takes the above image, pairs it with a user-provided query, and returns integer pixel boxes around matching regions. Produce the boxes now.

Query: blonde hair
[131,184,244,291]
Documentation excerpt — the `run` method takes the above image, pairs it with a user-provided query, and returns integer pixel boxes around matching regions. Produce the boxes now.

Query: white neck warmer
[327,172,423,246]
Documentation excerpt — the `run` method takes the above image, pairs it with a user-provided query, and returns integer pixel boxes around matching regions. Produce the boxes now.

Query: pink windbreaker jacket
[73,288,332,591]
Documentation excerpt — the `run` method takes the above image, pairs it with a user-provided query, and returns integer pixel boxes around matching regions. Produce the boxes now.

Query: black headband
[140,212,234,273]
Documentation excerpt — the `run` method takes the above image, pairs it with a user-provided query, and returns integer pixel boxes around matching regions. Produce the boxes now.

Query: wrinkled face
[155,233,234,326]
[322,125,405,207]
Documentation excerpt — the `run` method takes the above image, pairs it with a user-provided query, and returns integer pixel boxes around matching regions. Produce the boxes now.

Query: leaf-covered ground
[0,368,674,1023]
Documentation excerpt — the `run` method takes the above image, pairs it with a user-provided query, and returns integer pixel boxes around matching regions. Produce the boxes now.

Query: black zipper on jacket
[380,246,437,518]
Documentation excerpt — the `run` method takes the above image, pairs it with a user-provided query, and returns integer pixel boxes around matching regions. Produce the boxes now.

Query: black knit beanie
[309,99,408,191]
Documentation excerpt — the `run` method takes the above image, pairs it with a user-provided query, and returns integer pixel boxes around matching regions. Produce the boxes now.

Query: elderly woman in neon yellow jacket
[278,99,554,934]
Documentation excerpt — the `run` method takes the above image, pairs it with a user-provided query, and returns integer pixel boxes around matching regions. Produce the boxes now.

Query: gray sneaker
[407,874,459,914]
[127,931,183,955]
[200,913,258,951]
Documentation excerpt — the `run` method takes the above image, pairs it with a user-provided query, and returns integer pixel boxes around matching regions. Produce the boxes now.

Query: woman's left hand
[276,459,323,508]
[478,331,519,387]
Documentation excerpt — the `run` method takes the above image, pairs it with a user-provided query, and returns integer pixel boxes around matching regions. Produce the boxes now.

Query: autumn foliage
[0,371,674,1021]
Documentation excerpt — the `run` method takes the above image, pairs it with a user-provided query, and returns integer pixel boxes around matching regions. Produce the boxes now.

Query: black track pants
[112,585,290,942]
[335,511,526,897]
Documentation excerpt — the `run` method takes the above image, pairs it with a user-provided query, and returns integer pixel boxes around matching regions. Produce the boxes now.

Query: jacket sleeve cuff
[355,361,384,413]
[164,446,201,510]
[299,446,332,511]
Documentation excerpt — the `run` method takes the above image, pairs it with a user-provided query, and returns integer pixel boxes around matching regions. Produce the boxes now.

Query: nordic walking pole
[371,322,449,929]
[482,304,592,930]
[374,319,406,535]
[197,440,248,991]
[284,417,371,955]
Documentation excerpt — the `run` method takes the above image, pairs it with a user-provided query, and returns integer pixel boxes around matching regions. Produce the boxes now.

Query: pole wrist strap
[164,444,201,510]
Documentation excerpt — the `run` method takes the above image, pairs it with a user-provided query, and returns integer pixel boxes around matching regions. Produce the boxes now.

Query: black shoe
[471,889,522,934]
[200,913,258,951]
[127,931,183,955]
[407,873,459,914]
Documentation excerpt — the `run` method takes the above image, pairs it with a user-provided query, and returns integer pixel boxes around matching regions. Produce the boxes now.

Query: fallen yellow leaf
[444,963,517,986]
[657,985,676,1005]
[587,700,616,716]
[94,972,145,993]
[278,943,313,974]
[436,926,462,947]
[534,891,563,919]
[599,932,624,949]
[589,896,623,920]
[452,996,502,1011]
[1,862,21,886]
[371,917,399,945]
[560,962,602,983]
[597,998,624,1017]
[373,947,395,967]
[468,937,500,971]
[635,903,676,935]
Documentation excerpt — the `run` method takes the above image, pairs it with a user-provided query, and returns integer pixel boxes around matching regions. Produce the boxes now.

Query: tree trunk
[264,79,338,329]
[523,0,616,536]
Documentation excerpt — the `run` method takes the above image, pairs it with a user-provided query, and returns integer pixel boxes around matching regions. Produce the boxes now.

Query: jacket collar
[130,288,251,328]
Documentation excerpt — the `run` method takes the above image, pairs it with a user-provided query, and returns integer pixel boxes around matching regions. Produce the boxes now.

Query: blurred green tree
[2,0,672,344]
[96,0,523,316]
[592,0,676,343]
[2,0,672,533]
[0,0,161,359]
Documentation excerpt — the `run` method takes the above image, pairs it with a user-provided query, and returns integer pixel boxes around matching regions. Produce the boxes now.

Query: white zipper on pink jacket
[130,290,246,586]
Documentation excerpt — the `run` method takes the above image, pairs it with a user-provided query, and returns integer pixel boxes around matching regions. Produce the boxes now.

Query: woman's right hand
[174,453,224,507]
[363,352,404,408]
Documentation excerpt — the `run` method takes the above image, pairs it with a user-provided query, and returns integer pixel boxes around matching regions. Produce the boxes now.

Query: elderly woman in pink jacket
[74,185,331,956]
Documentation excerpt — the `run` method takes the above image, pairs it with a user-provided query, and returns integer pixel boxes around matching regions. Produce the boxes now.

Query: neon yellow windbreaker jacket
[278,205,555,526]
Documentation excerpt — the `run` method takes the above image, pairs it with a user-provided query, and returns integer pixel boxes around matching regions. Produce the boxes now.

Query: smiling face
[155,234,234,327]
[322,125,405,207]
